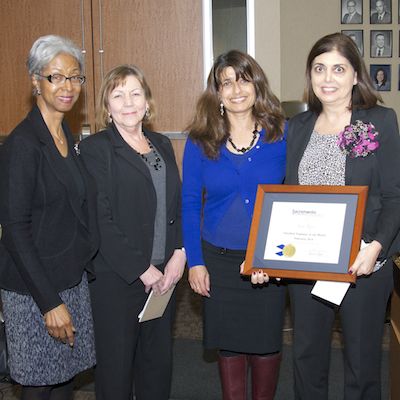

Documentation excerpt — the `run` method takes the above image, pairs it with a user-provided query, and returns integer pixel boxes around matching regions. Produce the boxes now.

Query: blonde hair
[96,64,155,130]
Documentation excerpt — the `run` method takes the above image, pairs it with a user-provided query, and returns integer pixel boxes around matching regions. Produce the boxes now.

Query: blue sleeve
[182,138,205,267]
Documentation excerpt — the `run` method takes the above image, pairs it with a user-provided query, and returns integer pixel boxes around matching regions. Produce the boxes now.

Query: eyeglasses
[37,73,86,86]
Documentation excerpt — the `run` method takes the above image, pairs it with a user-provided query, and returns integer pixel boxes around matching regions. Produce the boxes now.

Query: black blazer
[0,106,98,314]
[79,124,182,284]
[286,105,400,259]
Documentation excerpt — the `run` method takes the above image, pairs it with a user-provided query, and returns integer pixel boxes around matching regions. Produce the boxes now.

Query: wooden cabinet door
[91,0,203,133]
[0,0,95,137]
[0,0,203,162]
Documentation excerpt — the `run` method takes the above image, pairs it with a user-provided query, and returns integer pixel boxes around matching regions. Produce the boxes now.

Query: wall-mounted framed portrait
[398,65,400,90]
[342,30,364,56]
[341,0,363,23]
[397,64,400,90]
[370,0,392,23]
[370,30,392,57]
[370,64,391,91]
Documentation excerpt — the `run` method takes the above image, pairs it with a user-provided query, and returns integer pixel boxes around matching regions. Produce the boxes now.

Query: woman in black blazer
[0,35,96,398]
[284,33,400,400]
[79,64,186,400]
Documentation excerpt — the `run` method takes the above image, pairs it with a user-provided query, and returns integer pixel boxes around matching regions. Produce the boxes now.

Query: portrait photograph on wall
[370,64,391,91]
[370,0,392,23]
[370,30,392,57]
[341,0,363,23]
[342,30,364,55]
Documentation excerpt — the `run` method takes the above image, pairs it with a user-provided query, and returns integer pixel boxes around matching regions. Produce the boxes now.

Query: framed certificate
[243,185,368,283]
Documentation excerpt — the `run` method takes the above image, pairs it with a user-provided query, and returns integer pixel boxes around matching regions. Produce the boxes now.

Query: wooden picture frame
[243,185,368,283]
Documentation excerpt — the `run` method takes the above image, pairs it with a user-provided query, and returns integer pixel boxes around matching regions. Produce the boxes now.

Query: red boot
[218,354,248,400]
[250,353,281,400]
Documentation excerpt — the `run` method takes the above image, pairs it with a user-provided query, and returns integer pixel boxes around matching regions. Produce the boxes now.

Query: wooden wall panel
[0,0,95,137]
[171,138,187,177]
[91,0,203,133]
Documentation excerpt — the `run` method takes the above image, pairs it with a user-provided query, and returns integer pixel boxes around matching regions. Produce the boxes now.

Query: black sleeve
[79,137,150,283]
[0,135,62,314]
[372,108,400,255]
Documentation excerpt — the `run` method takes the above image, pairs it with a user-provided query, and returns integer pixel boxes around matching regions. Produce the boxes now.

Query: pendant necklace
[52,130,64,144]
[228,123,258,153]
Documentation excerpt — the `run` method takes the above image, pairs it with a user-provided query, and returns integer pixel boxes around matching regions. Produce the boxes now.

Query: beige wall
[280,0,400,116]
[255,0,281,97]
[254,0,399,117]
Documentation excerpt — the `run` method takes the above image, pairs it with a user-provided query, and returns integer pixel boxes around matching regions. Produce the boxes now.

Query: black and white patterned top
[298,131,346,186]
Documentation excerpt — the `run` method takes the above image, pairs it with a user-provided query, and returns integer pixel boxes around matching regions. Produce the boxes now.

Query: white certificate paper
[263,202,347,264]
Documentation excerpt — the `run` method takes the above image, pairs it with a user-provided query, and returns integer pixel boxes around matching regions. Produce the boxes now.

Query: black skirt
[202,241,286,354]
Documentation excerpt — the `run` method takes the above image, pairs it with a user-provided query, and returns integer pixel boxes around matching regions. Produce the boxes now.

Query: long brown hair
[187,50,285,159]
[304,33,382,114]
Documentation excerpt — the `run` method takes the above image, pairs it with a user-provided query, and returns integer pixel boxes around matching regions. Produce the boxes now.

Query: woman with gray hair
[0,35,97,399]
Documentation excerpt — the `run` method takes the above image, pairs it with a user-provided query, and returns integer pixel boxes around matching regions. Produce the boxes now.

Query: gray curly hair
[27,35,84,76]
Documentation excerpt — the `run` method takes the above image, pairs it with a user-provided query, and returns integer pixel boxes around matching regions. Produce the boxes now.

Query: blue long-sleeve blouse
[182,127,287,268]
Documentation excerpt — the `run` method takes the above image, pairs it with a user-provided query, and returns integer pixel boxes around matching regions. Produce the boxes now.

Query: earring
[33,87,41,96]
[108,112,112,123]
[145,108,150,119]
[220,102,224,116]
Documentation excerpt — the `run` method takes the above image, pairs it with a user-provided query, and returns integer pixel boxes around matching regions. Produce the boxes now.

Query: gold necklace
[52,130,64,144]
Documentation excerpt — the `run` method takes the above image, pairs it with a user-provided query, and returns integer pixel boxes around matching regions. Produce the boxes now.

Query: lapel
[106,124,178,211]
[107,123,153,185]
[146,130,179,209]
[27,105,86,227]
[345,108,369,185]
[291,111,318,184]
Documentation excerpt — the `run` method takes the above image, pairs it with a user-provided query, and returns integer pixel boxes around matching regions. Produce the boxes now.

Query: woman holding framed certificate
[285,33,400,399]
[182,50,287,399]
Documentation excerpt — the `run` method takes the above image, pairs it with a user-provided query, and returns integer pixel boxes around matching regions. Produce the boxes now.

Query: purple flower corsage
[337,120,379,158]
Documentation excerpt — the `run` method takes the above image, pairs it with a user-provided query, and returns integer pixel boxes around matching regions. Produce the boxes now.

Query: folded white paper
[311,280,350,306]
[311,239,387,306]
[138,285,175,322]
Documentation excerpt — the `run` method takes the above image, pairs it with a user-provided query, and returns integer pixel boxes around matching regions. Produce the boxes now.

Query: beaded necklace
[137,134,162,171]
[227,123,258,153]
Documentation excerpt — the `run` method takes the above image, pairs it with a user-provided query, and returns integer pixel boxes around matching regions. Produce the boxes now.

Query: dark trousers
[90,270,175,400]
[289,264,393,400]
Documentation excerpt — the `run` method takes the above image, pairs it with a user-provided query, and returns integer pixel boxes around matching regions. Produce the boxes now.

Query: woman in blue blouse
[182,50,286,400]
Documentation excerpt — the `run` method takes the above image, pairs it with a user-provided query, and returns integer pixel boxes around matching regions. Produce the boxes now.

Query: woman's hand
[188,265,210,297]
[159,249,187,294]
[240,261,271,284]
[140,265,164,294]
[349,240,382,276]
[44,304,75,346]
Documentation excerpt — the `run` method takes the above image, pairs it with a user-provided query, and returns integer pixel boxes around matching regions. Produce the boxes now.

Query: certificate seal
[283,244,296,257]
